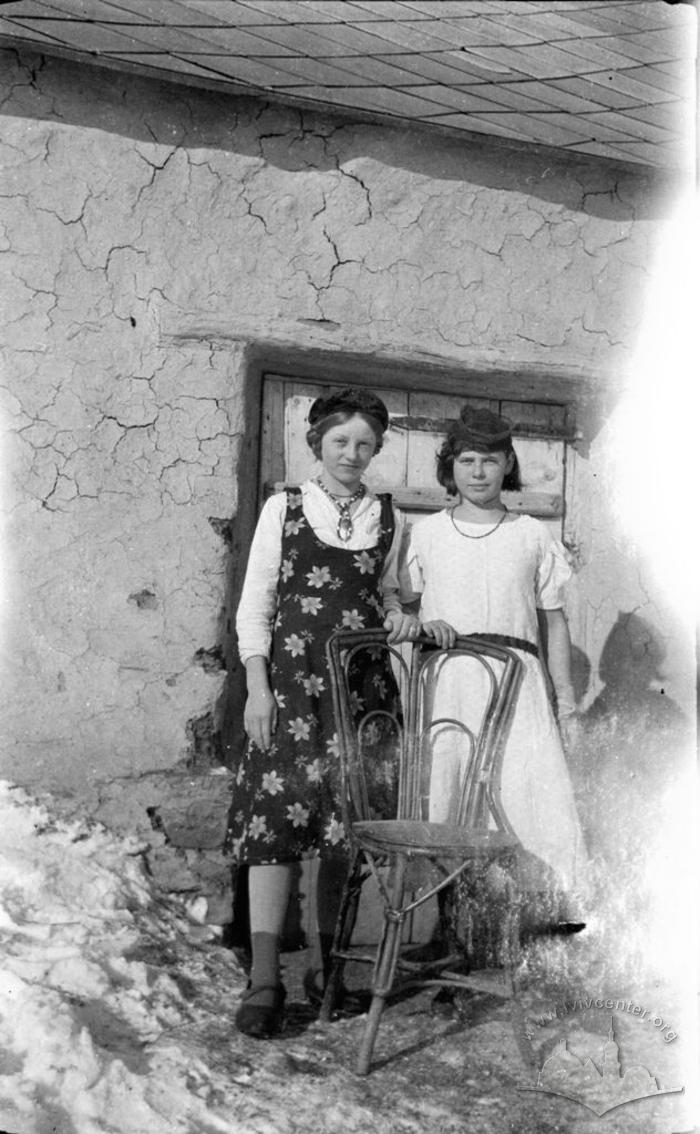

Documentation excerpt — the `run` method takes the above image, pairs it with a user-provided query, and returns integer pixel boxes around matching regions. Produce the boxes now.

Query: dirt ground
[141,917,694,1134]
[1,777,695,1134]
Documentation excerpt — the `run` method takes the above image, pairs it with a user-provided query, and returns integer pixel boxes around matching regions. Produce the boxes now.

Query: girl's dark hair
[436,430,522,495]
[306,410,384,459]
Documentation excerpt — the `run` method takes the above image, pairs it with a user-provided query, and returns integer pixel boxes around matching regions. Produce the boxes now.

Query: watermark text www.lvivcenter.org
[523,995,679,1043]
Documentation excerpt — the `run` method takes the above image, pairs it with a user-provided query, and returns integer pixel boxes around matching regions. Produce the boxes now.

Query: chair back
[325,629,523,835]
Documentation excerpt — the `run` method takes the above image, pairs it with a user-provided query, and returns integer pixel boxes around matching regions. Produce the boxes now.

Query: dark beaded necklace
[315,477,366,542]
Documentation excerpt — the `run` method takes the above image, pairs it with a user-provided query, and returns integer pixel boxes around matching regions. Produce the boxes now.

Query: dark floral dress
[225,488,400,865]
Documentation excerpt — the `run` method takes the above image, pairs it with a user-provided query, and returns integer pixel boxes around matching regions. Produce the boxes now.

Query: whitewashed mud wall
[0,50,691,919]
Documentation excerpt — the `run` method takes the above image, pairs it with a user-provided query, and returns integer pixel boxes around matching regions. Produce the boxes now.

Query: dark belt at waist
[464,633,539,658]
[420,632,539,658]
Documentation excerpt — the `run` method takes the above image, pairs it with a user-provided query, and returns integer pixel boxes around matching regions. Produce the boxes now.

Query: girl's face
[320,414,379,492]
[452,447,513,508]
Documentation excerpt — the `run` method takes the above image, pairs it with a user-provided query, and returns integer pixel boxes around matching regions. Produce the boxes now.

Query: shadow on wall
[583,611,685,756]
[2,48,680,222]
[557,613,691,987]
[571,611,687,807]
[568,614,689,967]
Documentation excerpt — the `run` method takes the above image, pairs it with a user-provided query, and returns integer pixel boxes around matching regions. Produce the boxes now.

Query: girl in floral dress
[227,388,418,1037]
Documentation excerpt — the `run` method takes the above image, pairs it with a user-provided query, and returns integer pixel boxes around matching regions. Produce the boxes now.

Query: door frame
[233,338,584,634]
[222,339,585,767]
[239,338,583,512]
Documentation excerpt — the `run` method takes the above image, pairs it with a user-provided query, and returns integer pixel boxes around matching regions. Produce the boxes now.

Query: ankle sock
[249,931,281,1000]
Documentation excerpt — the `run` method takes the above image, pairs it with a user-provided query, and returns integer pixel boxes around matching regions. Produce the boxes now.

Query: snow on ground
[0,779,697,1134]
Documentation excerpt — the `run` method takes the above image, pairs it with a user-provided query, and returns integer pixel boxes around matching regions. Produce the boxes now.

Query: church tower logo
[523,1018,684,1116]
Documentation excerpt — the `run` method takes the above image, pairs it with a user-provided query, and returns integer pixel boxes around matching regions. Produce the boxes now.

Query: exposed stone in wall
[93,768,234,925]
[185,710,223,770]
[0,47,691,852]
[192,645,225,673]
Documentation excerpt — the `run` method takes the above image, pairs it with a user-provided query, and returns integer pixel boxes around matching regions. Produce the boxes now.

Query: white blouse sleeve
[379,507,418,613]
[535,528,572,609]
[235,494,285,663]
[404,523,426,596]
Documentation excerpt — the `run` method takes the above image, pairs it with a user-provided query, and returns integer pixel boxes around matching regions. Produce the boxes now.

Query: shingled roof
[0,0,696,169]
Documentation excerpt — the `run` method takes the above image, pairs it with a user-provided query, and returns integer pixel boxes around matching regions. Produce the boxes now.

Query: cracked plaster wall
[0,51,694,901]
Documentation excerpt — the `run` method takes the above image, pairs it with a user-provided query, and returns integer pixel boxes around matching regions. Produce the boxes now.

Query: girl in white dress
[406,407,587,911]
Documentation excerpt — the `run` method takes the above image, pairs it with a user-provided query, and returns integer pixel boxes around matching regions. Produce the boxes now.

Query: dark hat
[308,387,390,432]
[452,406,513,448]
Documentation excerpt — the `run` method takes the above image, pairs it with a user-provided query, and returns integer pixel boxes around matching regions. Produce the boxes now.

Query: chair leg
[356,986,388,1076]
[502,861,522,988]
[320,849,365,1022]
[355,857,407,1076]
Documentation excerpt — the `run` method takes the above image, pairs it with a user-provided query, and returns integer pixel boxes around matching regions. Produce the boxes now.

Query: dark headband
[308,387,389,432]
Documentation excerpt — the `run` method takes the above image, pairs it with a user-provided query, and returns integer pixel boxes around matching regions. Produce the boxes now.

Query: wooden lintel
[387,488,563,517]
[388,414,577,441]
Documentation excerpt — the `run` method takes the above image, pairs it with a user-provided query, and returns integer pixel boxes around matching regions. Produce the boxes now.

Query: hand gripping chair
[321,628,524,1075]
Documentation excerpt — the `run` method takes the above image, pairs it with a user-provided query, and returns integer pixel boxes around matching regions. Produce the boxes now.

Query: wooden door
[259,374,569,537]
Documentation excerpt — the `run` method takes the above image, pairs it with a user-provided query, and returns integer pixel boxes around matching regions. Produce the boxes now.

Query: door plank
[259,380,285,499]
[366,387,408,490]
[285,383,320,483]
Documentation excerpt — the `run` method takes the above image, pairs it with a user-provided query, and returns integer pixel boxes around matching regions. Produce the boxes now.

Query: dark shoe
[526,921,587,940]
[303,967,346,1010]
[235,983,286,1038]
[303,968,369,1016]
[303,967,325,1008]
[431,986,459,1016]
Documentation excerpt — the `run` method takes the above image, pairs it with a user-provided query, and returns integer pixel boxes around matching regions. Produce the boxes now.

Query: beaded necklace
[450,506,508,540]
[314,477,366,542]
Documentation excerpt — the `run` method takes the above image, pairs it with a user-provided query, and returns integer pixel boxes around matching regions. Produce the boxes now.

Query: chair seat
[352,819,518,857]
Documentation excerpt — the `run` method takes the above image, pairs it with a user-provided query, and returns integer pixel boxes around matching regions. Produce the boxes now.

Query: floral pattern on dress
[225,488,400,864]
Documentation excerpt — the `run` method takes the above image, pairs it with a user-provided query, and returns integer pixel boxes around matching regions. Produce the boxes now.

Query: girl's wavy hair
[436,422,522,495]
[306,412,385,459]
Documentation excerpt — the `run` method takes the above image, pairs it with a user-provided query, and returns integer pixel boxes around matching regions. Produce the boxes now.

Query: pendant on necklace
[337,507,353,542]
[314,476,363,542]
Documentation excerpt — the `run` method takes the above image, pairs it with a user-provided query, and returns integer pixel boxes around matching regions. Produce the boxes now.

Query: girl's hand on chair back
[384,611,421,643]
[421,620,457,649]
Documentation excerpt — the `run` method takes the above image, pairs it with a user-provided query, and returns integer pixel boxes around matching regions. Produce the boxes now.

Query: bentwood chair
[321,629,524,1076]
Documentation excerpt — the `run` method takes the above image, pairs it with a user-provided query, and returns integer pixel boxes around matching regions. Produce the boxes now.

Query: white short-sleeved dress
[406,510,587,895]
